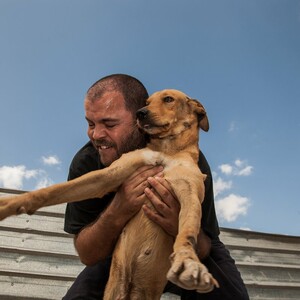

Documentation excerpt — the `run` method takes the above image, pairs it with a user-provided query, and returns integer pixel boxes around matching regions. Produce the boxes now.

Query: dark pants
[63,238,249,300]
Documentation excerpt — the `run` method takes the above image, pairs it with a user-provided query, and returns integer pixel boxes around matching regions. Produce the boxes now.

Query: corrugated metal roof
[1,189,300,299]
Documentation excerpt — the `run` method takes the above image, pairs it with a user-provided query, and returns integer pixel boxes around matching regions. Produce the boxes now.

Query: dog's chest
[141,149,196,171]
[163,156,195,173]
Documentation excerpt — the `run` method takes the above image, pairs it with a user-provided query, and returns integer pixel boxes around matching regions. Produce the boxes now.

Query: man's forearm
[197,229,212,260]
[74,206,127,266]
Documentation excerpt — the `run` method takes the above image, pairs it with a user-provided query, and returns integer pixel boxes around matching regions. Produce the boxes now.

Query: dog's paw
[141,149,162,166]
[166,249,219,293]
[0,195,32,221]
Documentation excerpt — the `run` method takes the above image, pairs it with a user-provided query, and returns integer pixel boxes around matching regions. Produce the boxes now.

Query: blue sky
[0,0,299,236]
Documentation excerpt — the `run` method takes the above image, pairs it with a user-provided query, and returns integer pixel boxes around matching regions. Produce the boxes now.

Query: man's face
[85,91,144,166]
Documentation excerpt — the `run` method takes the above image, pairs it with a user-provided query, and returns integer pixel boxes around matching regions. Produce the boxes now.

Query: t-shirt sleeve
[63,142,113,235]
[198,151,220,238]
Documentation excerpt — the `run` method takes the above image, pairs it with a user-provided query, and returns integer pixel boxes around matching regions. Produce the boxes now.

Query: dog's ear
[188,99,209,132]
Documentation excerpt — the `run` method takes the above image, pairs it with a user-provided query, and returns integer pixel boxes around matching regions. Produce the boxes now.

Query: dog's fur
[0,89,218,299]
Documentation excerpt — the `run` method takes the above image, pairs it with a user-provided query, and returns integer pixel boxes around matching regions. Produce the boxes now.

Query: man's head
[84,74,149,166]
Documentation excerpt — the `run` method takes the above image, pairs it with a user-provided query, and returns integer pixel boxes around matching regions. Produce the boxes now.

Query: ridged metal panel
[220,228,300,300]
[1,189,300,299]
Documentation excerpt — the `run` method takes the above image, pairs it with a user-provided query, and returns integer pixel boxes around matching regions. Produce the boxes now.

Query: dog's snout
[136,108,148,120]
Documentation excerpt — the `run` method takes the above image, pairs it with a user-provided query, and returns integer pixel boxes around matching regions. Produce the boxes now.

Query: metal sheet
[0,188,299,299]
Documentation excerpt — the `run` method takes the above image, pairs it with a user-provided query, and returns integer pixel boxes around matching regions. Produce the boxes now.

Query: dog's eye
[163,96,174,103]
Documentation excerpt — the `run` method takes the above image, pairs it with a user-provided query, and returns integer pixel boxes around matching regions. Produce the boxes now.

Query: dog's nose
[136,108,148,120]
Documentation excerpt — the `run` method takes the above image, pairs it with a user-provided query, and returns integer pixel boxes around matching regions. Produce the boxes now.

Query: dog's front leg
[166,177,219,293]
[0,148,162,221]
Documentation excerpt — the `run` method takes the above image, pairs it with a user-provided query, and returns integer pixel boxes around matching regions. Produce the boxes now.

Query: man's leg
[163,281,181,296]
[62,257,111,300]
[181,237,249,300]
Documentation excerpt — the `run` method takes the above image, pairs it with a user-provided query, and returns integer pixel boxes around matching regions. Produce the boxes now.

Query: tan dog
[0,89,218,299]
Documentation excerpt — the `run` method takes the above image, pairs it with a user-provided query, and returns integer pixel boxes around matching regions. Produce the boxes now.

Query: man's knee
[62,258,111,300]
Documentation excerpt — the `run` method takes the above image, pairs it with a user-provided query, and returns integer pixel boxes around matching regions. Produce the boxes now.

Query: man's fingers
[128,166,164,187]
[144,187,168,213]
[147,177,178,209]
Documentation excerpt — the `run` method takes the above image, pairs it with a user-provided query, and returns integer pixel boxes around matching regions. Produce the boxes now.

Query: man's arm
[74,203,128,266]
[74,165,164,266]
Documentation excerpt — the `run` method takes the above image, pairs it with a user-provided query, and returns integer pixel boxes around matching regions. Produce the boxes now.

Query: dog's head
[136,89,209,138]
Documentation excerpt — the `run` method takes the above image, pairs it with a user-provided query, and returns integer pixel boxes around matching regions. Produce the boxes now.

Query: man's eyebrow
[85,117,94,123]
[85,117,120,123]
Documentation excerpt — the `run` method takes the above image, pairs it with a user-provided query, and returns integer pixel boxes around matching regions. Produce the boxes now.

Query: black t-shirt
[64,141,220,238]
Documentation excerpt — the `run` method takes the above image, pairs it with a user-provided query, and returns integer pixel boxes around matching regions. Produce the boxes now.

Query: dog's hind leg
[0,148,162,221]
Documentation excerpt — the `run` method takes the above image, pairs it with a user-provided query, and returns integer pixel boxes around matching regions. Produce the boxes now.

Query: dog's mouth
[136,108,170,133]
[137,120,170,133]
[142,122,169,130]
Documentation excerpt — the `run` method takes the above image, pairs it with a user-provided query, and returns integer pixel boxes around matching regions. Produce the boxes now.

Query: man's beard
[97,127,146,167]
[117,127,146,157]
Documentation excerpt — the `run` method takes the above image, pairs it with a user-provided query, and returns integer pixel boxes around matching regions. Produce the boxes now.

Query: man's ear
[188,99,209,132]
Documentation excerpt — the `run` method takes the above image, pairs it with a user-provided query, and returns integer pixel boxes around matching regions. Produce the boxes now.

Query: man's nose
[92,126,107,140]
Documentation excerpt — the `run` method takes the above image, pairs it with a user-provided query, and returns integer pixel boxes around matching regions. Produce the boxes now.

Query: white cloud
[214,158,253,223]
[213,176,232,197]
[0,165,38,189]
[219,164,233,175]
[237,165,253,176]
[216,194,250,222]
[219,159,253,177]
[229,121,237,132]
[42,155,61,166]
[234,159,243,167]
[35,177,54,189]
[0,165,54,190]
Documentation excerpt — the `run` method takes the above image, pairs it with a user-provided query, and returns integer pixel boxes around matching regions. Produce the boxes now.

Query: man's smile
[98,145,112,150]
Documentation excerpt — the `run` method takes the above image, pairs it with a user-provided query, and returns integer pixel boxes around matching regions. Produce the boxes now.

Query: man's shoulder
[74,141,98,159]
[198,150,211,175]
[69,141,102,179]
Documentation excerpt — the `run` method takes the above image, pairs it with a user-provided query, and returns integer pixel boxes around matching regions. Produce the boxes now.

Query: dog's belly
[108,208,173,297]
[118,208,173,270]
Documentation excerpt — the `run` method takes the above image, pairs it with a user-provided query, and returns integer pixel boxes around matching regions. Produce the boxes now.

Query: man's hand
[142,176,180,237]
[111,165,164,223]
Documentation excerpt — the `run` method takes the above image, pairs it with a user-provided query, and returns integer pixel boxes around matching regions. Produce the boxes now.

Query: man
[63,74,249,299]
